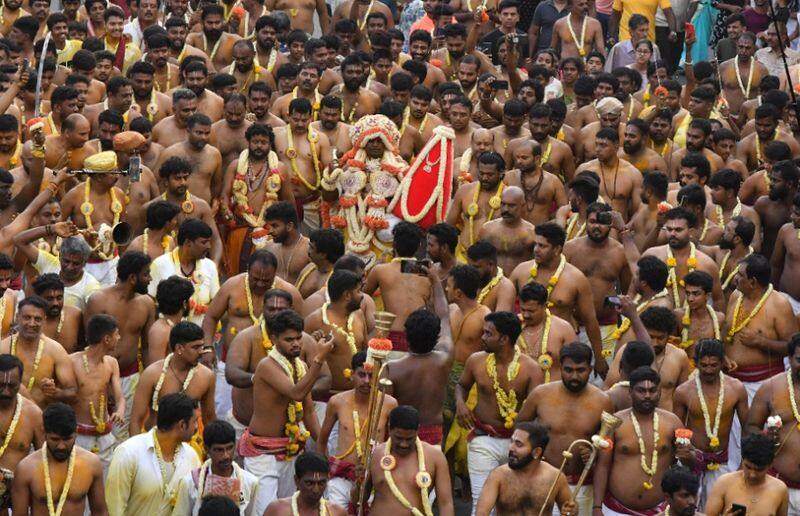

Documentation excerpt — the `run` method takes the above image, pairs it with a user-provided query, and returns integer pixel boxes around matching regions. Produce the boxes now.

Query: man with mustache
[658,466,701,516]
[83,77,133,139]
[152,88,198,149]
[179,60,225,123]
[310,95,353,158]
[271,63,323,121]
[38,113,99,175]
[145,33,181,93]
[620,119,668,174]
[454,128,494,182]
[702,215,756,297]
[404,85,444,143]
[432,23,492,84]
[593,367,692,516]
[247,81,286,129]
[263,201,311,286]
[408,30,448,92]
[673,272,726,361]
[12,402,107,515]
[669,119,725,180]
[738,103,800,172]
[555,171,600,242]
[254,16,288,80]
[517,343,611,514]
[477,186,536,275]
[677,184,723,246]
[755,160,800,260]
[164,17,210,68]
[504,139,568,226]
[210,93,252,174]
[717,32,768,115]
[112,131,160,237]
[673,339,747,509]
[84,252,156,441]
[466,241,516,312]
[33,273,82,354]
[0,0,28,37]
[126,61,172,127]
[576,96,625,163]
[333,54,381,124]
[227,40,274,93]
[706,169,762,250]
[185,5,242,72]
[507,103,575,186]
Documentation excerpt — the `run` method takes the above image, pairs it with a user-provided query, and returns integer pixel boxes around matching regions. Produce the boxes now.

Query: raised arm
[425,264,453,361]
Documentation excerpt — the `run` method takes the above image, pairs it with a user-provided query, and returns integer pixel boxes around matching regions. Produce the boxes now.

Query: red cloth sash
[77,421,112,436]
[418,424,443,446]
[119,360,140,378]
[388,330,409,352]
[729,362,786,383]
[692,448,728,475]
[770,468,800,489]
[603,491,667,515]
[237,428,294,461]
[467,417,514,441]
[328,457,356,482]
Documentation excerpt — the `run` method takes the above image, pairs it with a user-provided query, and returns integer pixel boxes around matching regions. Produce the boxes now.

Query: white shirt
[148,250,220,326]
[106,429,201,516]
[173,461,259,516]
[33,251,101,311]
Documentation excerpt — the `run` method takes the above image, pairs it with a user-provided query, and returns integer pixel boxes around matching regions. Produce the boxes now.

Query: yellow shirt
[56,39,82,65]
[613,0,671,42]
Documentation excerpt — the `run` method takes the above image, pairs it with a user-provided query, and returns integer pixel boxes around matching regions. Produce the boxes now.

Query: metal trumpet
[79,222,133,251]
[538,411,622,516]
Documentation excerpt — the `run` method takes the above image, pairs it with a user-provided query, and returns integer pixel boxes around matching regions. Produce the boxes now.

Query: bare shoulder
[21,395,42,419]
[44,335,71,359]
[656,406,682,427]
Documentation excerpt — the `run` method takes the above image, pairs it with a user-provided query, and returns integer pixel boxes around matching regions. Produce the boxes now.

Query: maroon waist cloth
[729,362,786,383]
[119,360,140,378]
[388,330,409,353]
[467,418,514,441]
[566,470,593,485]
[770,468,800,489]
[603,491,667,515]
[328,457,356,482]
[693,448,729,476]
[294,193,320,225]
[77,421,113,436]
[418,424,443,446]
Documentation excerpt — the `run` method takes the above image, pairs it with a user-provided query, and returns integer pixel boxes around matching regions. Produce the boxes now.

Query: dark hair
[569,172,600,204]
[773,160,800,185]
[199,496,238,516]
[176,219,212,245]
[559,341,593,366]
[392,222,423,258]
[309,229,345,263]
[264,289,293,307]
[643,171,669,200]
[620,341,655,375]
[683,270,713,293]
[117,251,151,281]
[266,309,304,338]
[334,255,366,273]
[708,168,741,193]
[694,338,725,362]
[156,393,198,430]
[0,354,23,378]
[187,113,212,129]
[18,296,48,315]
[741,433,775,467]
[158,156,192,180]
[730,216,755,246]
[640,306,676,334]
[156,276,194,315]
[514,420,550,450]
[351,351,367,371]
[389,405,420,430]
[86,314,118,345]
[427,223,458,254]
[741,254,771,287]
[661,465,700,496]
[636,256,669,292]
[477,151,505,173]
[32,273,64,296]
[665,207,697,229]
[146,201,181,230]
[327,270,361,302]
[629,366,661,387]
[574,75,596,96]
[169,321,204,351]
[534,222,566,248]
[248,250,278,270]
[98,109,125,129]
[43,402,77,437]
[485,311,522,346]
[519,282,548,305]
[467,240,497,263]
[450,265,481,299]
[765,141,793,162]
[203,419,236,448]
[405,308,440,354]
[677,183,706,210]
[295,451,330,477]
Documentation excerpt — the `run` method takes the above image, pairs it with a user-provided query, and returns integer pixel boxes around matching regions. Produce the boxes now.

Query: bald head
[472,128,495,156]
[61,113,89,133]
[500,185,524,221]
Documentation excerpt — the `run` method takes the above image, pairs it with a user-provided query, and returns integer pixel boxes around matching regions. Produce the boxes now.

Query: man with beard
[0,0,28,36]
[454,128,495,181]
[666,153,712,208]
[702,215,756,298]
[629,171,670,252]
[575,128,642,221]
[718,32,768,115]
[490,99,530,156]
[296,229,344,300]
[673,339,747,509]
[185,5,241,72]
[33,273,82,353]
[740,140,792,206]
[145,33,181,93]
[756,160,800,259]
[164,17,209,66]
[669,120,725,180]
[432,23,492,83]
[84,252,156,439]
[129,321,216,436]
[264,201,311,285]
[271,63,323,120]
[145,157,222,265]
[404,85,444,143]
[710,129,749,181]
[126,61,172,127]
[576,96,625,163]
[254,16,287,79]
[657,466,701,516]
[334,54,381,123]
[180,60,225,123]
[642,208,723,309]
[379,100,426,164]
[466,241,516,312]
[204,251,304,414]
[39,85,80,137]
[621,119,669,174]
[12,403,106,514]
[477,186,537,275]
[517,343,610,513]
[476,422,577,516]
[707,169,762,251]
[112,131,160,237]
[84,77,133,138]
[227,40,274,93]
[152,89,198,149]
[673,272,725,361]
[101,6,141,74]
[555,172,600,242]
[211,93,252,173]
[738,104,800,172]
[509,222,608,377]
[248,81,286,129]
[648,109,678,168]
[678,184,723,246]
[505,140,567,226]
[310,95,352,158]
[594,367,692,515]
[0,296,77,409]
[448,96,478,158]
[565,202,633,323]
[447,152,506,262]
[507,103,575,185]
[673,86,728,150]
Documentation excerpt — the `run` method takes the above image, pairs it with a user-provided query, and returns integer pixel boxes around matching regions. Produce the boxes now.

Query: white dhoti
[729,377,768,471]
[243,453,296,516]
[299,197,321,236]
[789,487,800,515]
[467,435,510,516]
[782,292,800,315]
[85,257,119,287]
[326,477,353,508]
[697,462,730,510]
[552,485,593,516]
[76,430,115,479]
[225,409,247,444]
[115,371,139,443]
[214,361,232,417]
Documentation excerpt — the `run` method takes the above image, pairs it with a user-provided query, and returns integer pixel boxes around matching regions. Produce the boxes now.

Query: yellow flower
[548,276,558,286]
[709,436,720,449]
[707,463,720,471]
[602,348,612,358]
[682,314,690,326]
[294,401,303,411]
[529,265,538,278]
[643,482,653,490]
[343,368,352,379]
[667,257,677,267]
[687,257,698,267]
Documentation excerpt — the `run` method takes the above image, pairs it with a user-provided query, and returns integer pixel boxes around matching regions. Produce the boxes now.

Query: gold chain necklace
[11,334,43,391]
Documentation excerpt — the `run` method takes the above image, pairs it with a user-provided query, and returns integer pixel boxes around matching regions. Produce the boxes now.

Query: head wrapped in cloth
[596,97,624,117]
[83,151,119,173]
[349,115,401,154]
[112,131,146,153]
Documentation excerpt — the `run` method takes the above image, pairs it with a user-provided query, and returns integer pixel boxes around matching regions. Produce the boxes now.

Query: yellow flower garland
[381,437,434,516]
[11,334,43,391]
[680,303,720,350]
[565,212,586,241]
[476,267,504,304]
[286,128,321,191]
[152,428,180,505]
[529,254,566,307]
[291,491,329,516]
[726,284,773,344]
[486,347,521,429]
[694,370,725,457]
[467,182,504,245]
[565,13,588,56]
[734,55,755,98]
[719,246,753,290]
[81,177,123,260]
[268,348,310,458]
[161,190,194,215]
[151,353,197,411]
[321,302,357,356]
[231,149,281,227]
[42,443,76,516]
[715,199,742,226]
[630,410,659,490]
[786,368,800,430]
[0,393,22,460]
[243,272,264,327]
[666,243,697,306]
[609,289,670,348]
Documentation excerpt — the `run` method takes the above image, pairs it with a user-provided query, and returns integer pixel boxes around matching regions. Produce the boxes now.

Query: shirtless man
[517,343,612,513]
[406,85,444,144]
[148,276,194,364]
[295,229,344,300]
[705,433,789,516]
[507,104,575,186]
[227,40,274,93]
[771,195,800,312]
[0,297,76,408]
[318,351,397,507]
[629,171,671,252]
[127,61,172,126]
[575,128,642,221]
[710,129,749,182]
[476,421,577,515]
[40,114,98,173]
[621,119,669,174]
[706,216,757,296]
[746,335,800,514]
[555,172,600,243]
[151,89,198,149]
[718,32,768,115]
[129,321,216,435]
[477,187,536,275]
[707,169,762,252]
[0,354,43,486]
[12,403,107,515]
[239,309,333,514]
[456,311,543,512]
[156,113,223,206]
[210,93,252,173]
[673,338,748,508]
[670,120,726,181]
[551,0,603,58]
[333,55,381,123]
[364,223,432,356]
[674,272,725,360]
[263,202,311,286]
[642,208,724,309]
[310,96,352,158]
[490,99,530,156]
[126,201,180,261]
[145,33,181,93]
[426,223,459,284]
[274,98,332,234]
[454,129,494,183]
[70,314,125,474]
[447,152,506,261]
[84,251,156,440]
[185,5,241,72]
[593,367,692,516]
[509,222,609,377]
[271,63,323,121]
[466,241,516,312]
[503,140,567,226]
[449,96,478,158]
[264,452,347,516]
[32,274,81,354]
[678,184,723,246]
[575,96,625,163]
[737,104,800,172]
[248,82,286,129]
[756,160,800,259]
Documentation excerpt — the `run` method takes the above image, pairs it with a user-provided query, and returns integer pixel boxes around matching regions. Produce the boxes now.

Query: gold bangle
[31,146,45,159]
